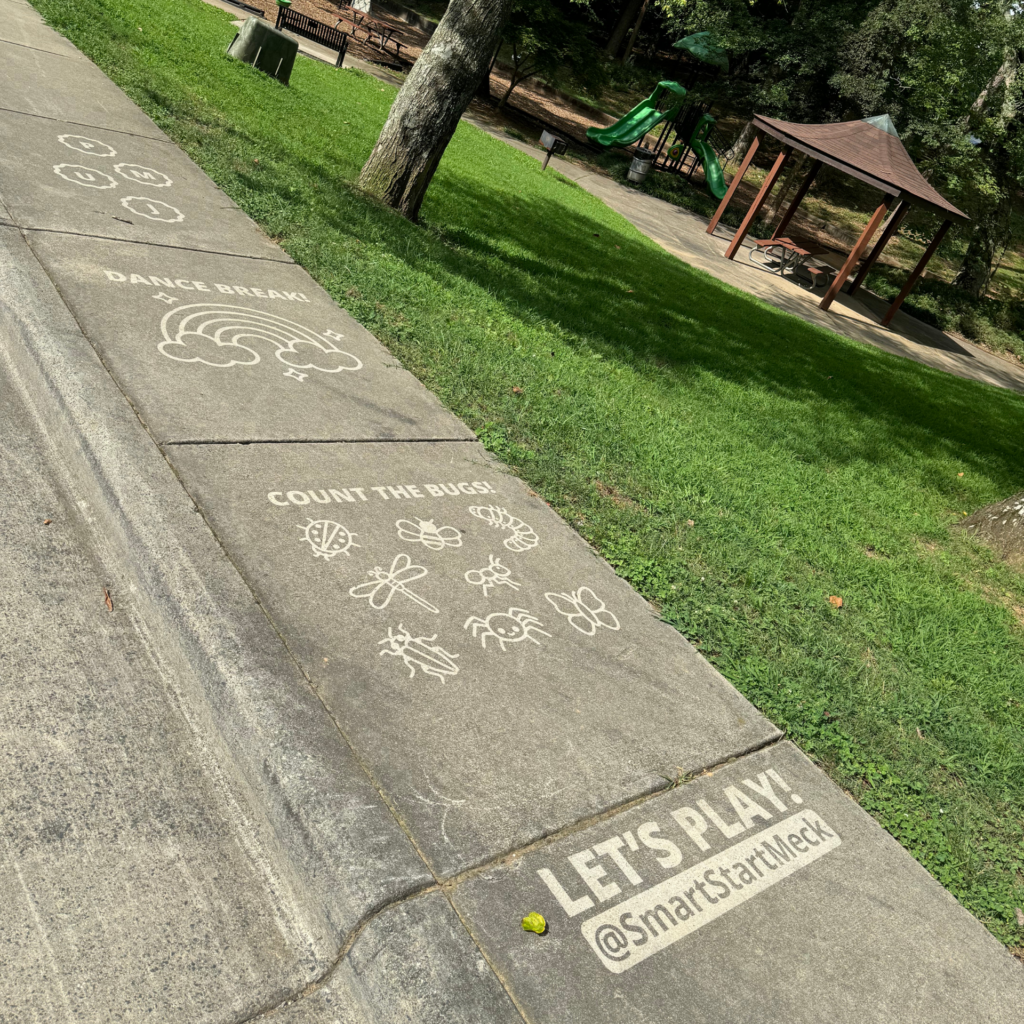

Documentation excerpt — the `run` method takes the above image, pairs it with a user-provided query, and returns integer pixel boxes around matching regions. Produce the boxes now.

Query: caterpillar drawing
[468,505,539,552]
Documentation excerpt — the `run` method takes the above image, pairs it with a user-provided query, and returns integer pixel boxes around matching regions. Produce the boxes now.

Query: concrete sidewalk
[1,2,1022,1021]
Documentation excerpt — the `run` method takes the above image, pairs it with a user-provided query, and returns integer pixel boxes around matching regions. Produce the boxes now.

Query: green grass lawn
[32,0,1024,951]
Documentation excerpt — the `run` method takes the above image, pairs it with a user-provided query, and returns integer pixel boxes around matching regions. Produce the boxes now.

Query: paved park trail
[1,4,1022,1021]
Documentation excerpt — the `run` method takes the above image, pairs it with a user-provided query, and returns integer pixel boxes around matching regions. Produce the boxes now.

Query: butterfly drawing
[544,587,620,635]
[349,553,440,613]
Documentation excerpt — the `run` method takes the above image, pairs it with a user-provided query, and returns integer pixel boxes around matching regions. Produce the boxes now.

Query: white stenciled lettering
[593,837,643,886]
[268,492,289,506]
[215,283,234,293]
[193,281,210,291]
[174,279,194,290]
[723,786,773,829]
[582,811,841,973]
[425,484,444,497]
[637,822,683,868]
[286,490,310,505]
[537,868,594,918]
[105,270,127,282]
[671,806,711,851]
[250,287,268,298]
[569,849,621,902]
[741,772,789,811]
[697,798,745,839]
[329,489,356,503]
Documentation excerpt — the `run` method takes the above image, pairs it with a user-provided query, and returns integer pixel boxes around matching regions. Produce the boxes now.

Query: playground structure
[586,82,727,199]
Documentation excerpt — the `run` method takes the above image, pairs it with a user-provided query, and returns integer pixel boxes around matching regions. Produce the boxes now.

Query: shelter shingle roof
[752,115,968,221]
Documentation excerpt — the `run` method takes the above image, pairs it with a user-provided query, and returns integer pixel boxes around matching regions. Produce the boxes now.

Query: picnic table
[348,11,400,55]
[749,234,836,288]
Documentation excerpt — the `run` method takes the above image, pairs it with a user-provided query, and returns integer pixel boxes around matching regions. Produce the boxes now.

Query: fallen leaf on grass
[512,386,524,395]
[43,518,52,525]
[916,726,924,740]
[828,595,843,608]
[687,519,695,527]
[521,912,547,935]
[103,588,113,612]
[1015,908,1024,928]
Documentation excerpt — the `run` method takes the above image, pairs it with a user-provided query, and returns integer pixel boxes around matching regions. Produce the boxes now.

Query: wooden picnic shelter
[707,114,969,325]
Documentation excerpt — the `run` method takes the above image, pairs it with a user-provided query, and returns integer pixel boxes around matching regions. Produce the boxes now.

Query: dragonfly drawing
[349,553,440,613]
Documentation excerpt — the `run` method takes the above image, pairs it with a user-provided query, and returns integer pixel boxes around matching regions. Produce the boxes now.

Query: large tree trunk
[722,120,756,167]
[954,38,1019,297]
[605,0,644,58]
[620,0,650,63]
[952,174,1012,298]
[359,0,513,221]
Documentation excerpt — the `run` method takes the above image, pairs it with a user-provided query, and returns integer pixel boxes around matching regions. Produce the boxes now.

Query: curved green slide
[586,81,687,148]
[688,114,727,200]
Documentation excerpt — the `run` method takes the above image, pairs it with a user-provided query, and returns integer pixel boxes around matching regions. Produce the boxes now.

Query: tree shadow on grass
[329,167,1024,490]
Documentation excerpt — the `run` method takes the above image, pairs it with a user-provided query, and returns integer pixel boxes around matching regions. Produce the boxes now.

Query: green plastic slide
[586,81,687,148]
[688,114,727,200]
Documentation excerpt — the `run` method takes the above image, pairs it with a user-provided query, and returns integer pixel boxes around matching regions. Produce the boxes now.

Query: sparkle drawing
[464,555,521,596]
[300,519,359,560]
[464,608,550,650]
[349,553,439,613]
[468,506,539,552]
[545,587,620,635]
[379,625,459,682]
[158,304,363,376]
[396,518,462,551]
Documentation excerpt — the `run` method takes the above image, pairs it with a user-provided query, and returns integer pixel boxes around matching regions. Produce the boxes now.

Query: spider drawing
[463,608,550,651]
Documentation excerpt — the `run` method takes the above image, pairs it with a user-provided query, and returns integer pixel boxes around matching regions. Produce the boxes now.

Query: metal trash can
[627,147,655,184]
[227,17,299,85]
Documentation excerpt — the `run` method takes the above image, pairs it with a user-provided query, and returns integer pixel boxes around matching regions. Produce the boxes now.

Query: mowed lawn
[33,0,1024,948]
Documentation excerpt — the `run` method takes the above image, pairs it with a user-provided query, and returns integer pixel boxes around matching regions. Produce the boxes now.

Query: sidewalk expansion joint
[438,733,788,893]
[0,38,84,60]
[21,225,294,263]
[0,102,174,140]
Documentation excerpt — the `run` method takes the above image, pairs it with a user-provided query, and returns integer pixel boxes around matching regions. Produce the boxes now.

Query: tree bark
[762,150,808,225]
[605,0,644,58]
[359,0,513,221]
[621,0,650,63]
[952,171,1012,297]
[722,120,756,167]
[954,36,1020,296]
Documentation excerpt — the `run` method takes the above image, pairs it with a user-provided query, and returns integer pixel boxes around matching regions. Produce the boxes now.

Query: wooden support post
[771,159,821,239]
[724,145,792,260]
[706,130,762,235]
[848,199,910,296]
[818,194,894,311]
[881,219,953,326]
